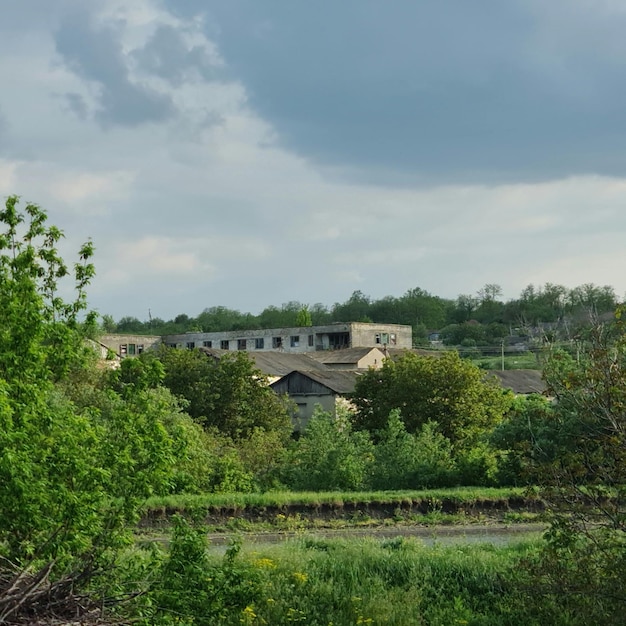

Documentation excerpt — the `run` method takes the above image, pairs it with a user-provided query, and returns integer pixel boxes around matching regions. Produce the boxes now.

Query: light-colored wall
[99,334,162,357]
[163,323,412,353]
[349,323,412,350]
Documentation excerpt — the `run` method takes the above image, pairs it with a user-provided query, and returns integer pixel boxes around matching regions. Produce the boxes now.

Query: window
[137,344,144,354]
[221,340,229,350]
[186,341,195,350]
[128,343,136,355]
[255,338,264,349]
[203,340,212,348]
[290,335,300,347]
[120,344,127,356]
[272,336,283,349]
[237,339,247,350]
[381,333,389,345]
[390,333,396,345]
[375,334,381,344]
[308,334,314,347]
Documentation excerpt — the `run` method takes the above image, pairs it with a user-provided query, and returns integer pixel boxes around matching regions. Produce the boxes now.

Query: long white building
[163,322,412,353]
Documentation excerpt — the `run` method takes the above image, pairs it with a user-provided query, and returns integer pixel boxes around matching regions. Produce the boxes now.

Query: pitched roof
[307,347,384,365]
[487,369,546,395]
[270,369,360,394]
[245,351,330,377]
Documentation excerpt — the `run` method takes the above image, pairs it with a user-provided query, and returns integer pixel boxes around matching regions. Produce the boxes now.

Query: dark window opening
[221,340,229,350]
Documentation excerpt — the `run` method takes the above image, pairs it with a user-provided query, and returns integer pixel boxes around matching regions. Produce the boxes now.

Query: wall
[99,334,162,357]
[163,322,412,353]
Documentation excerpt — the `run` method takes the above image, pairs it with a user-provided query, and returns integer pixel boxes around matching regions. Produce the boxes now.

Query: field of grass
[140,487,546,532]
[126,528,574,626]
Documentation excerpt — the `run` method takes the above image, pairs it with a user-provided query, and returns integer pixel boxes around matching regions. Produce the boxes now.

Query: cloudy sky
[1,0,626,321]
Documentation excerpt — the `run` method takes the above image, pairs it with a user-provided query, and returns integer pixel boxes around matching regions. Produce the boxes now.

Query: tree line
[105,281,621,347]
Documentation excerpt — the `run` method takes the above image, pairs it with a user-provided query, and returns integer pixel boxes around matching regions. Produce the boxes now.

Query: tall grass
[143,486,534,515]
[129,531,574,625]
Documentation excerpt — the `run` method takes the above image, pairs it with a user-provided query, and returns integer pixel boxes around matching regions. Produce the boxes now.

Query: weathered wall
[99,334,162,357]
[163,322,412,353]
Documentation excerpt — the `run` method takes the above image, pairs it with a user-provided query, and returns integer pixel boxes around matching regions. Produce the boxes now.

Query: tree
[523,309,626,621]
[295,305,313,327]
[155,346,292,441]
[351,351,512,448]
[0,196,179,619]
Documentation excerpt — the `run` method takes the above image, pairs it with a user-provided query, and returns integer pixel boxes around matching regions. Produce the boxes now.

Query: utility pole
[501,340,505,371]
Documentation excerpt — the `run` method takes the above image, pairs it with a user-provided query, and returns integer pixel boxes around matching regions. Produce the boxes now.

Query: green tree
[522,309,626,621]
[281,406,374,491]
[351,351,512,448]
[155,346,292,440]
[0,196,179,615]
[369,410,457,489]
[295,305,313,327]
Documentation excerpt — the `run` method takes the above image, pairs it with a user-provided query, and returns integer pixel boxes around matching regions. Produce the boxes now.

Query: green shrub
[370,411,458,489]
[281,406,374,491]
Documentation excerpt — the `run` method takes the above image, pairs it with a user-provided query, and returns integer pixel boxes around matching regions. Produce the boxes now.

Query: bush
[370,411,458,489]
[281,406,374,491]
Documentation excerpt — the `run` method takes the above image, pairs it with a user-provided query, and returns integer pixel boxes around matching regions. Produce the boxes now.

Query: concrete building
[98,334,162,358]
[307,347,386,370]
[163,322,412,354]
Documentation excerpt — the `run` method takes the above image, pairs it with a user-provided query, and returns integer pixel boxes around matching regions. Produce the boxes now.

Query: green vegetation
[108,281,619,352]
[1,194,625,623]
[118,523,572,626]
[352,351,512,446]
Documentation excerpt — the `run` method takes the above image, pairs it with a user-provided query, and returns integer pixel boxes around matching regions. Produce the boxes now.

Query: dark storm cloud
[164,0,626,183]
[133,24,218,86]
[54,10,175,127]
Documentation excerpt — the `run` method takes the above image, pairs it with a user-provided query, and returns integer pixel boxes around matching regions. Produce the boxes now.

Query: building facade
[163,322,412,353]
[98,334,162,358]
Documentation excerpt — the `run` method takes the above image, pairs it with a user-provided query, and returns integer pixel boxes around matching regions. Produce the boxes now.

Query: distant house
[163,322,412,354]
[307,347,386,370]
[270,369,360,429]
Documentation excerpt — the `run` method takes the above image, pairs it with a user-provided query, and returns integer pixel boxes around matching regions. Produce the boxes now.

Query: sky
[1,0,626,321]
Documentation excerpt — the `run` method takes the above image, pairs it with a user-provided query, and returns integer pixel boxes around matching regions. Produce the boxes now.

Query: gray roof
[270,369,360,394]
[245,351,329,377]
[307,347,383,365]
[487,369,546,395]
[198,347,328,377]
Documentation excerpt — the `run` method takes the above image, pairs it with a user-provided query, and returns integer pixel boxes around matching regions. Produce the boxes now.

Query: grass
[140,487,546,532]
[143,486,534,513]
[134,532,561,625]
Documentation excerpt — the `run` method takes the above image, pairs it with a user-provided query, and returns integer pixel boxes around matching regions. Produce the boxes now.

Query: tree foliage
[0,196,179,590]
[155,346,292,441]
[521,308,626,621]
[351,351,513,447]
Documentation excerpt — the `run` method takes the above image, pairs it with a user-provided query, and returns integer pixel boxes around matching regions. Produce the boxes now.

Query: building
[163,322,412,353]
[98,334,162,358]
[307,347,386,370]
[270,369,360,429]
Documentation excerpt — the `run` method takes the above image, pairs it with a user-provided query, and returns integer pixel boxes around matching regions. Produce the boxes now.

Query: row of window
[183,334,317,351]
[119,343,145,356]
